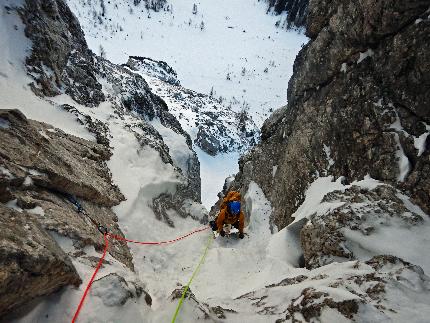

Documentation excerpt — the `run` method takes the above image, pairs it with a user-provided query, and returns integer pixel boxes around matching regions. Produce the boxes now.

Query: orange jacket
[216,191,245,234]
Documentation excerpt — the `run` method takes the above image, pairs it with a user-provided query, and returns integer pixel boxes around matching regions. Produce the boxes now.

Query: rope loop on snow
[71,226,210,322]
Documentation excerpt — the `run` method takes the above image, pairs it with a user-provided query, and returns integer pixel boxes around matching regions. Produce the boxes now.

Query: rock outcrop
[18,0,105,106]
[91,273,152,307]
[94,56,203,223]
[300,184,426,269]
[169,255,430,322]
[126,56,180,86]
[0,109,135,314]
[16,0,203,225]
[231,0,430,230]
[0,204,81,316]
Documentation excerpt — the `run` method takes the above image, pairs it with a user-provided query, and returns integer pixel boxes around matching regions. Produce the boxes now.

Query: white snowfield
[2,1,430,323]
[66,0,307,127]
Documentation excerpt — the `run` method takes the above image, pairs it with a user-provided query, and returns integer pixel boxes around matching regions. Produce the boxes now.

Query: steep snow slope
[66,0,307,127]
[65,0,307,208]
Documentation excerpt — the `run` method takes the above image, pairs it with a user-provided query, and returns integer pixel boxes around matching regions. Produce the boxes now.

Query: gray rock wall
[18,0,105,106]
[233,0,430,230]
[15,0,203,223]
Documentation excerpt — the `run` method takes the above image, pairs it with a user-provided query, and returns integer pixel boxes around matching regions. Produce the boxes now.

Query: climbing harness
[171,234,214,323]
[71,226,210,323]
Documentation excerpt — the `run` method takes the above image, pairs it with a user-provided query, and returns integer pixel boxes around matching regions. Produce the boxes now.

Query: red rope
[108,226,209,245]
[71,226,209,322]
[72,233,109,323]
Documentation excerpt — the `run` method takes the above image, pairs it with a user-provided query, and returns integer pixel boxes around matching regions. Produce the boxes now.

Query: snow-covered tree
[100,0,106,16]
[99,44,106,58]
[144,0,166,12]
[237,102,250,133]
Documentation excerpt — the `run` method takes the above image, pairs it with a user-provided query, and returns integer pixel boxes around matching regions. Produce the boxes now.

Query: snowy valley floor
[66,0,307,127]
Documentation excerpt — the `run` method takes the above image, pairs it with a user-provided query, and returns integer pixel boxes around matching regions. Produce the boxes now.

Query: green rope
[171,234,214,323]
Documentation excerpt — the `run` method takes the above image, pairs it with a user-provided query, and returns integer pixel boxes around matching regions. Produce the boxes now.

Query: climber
[209,191,245,239]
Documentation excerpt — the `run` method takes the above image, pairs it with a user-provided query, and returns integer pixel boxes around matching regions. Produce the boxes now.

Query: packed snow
[357,49,374,64]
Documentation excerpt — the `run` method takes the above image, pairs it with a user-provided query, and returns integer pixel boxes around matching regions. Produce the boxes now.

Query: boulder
[0,204,81,316]
[0,109,124,207]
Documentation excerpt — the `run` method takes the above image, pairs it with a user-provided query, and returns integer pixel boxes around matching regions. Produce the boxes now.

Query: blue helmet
[228,201,241,216]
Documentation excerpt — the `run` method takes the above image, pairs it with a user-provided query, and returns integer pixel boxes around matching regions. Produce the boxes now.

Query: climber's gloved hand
[220,230,225,237]
[239,233,244,239]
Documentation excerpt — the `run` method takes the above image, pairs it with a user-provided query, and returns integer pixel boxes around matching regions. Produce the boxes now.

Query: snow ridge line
[71,226,210,322]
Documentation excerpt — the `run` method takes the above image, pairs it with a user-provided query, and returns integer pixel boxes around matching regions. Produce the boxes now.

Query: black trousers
[210,218,239,231]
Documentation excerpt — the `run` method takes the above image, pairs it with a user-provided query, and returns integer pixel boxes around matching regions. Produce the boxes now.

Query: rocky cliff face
[0,109,135,315]
[17,0,105,106]
[234,0,430,230]
[204,2,430,320]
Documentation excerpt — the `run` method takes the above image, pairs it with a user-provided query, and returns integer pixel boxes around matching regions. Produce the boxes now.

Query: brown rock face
[0,109,132,266]
[0,109,124,207]
[0,109,136,316]
[0,204,81,316]
[231,0,430,229]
